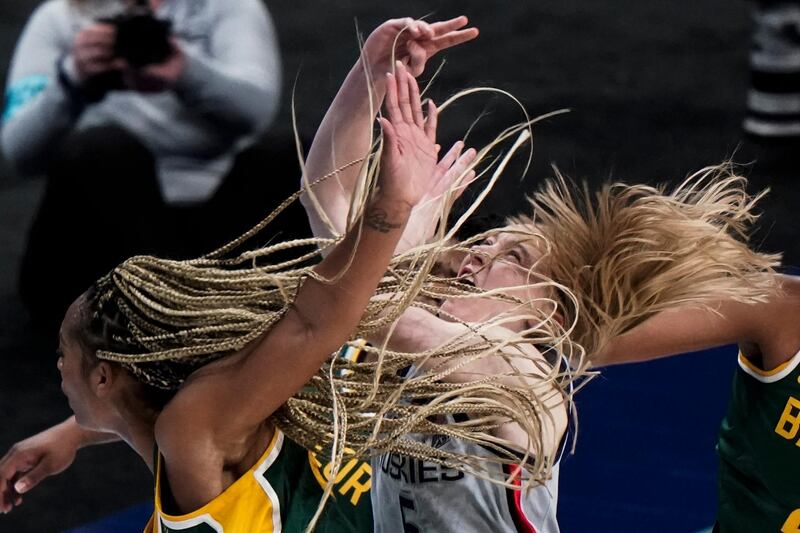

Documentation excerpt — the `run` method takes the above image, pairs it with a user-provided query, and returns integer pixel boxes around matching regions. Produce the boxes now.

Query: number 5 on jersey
[399,493,420,533]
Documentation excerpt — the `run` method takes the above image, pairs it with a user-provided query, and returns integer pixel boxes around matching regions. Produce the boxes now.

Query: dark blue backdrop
[559,346,735,532]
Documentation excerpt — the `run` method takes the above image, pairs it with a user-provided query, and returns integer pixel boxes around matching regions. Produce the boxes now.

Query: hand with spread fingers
[397,140,479,253]
[0,417,117,514]
[363,16,479,78]
[0,423,75,513]
[302,16,478,244]
[376,62,443,210]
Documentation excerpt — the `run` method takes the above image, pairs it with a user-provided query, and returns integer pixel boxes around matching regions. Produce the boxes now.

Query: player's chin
[439,298,480,323]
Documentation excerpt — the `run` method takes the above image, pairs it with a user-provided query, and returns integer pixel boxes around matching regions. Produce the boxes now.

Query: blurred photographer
[1,0,282,337]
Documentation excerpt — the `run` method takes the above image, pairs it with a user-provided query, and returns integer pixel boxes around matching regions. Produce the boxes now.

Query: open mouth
[457,272,476,287]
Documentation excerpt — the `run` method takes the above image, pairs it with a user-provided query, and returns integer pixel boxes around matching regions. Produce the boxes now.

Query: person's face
[56,298,115,430]
[439,228,550,328]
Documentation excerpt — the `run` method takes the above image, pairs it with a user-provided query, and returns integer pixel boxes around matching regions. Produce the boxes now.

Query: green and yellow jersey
[716,348,800,532]
[143,429,373,533]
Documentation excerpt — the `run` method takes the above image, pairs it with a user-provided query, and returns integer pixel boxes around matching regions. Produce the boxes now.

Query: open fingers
[430,27,480,54]
[429,16,470,35]
[424,100,438,143]
[411,20,434,40]
[437,146,478,198]
[452,169,478,201]
[454,147,478,176]
[405,39,427,76]
[406,68,425,127]
[377,117,397,150]
[436,141,464,174]
[383,72,403,124]
[394,62,414,123]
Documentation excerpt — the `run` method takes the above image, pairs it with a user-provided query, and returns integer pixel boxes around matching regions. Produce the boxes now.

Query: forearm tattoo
[365,206,403,233]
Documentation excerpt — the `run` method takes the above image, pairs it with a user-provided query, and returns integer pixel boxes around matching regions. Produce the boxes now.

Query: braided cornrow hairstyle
[70,92,585,499]
[76,279,175,409]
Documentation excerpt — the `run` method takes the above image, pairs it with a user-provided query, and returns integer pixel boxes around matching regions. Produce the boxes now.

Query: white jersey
[370,349,571,533]
[371,432,563,533]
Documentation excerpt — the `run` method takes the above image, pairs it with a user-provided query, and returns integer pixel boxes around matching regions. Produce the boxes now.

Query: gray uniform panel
[371,434,561,533]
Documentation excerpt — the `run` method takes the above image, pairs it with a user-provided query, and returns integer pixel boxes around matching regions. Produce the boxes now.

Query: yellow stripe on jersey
[740,353,791,376]
[738,348,800,383]
[149,430,284,533]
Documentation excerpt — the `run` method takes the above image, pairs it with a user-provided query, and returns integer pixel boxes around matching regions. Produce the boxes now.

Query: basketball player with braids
[300,16,781,533]
[0,39,454,530]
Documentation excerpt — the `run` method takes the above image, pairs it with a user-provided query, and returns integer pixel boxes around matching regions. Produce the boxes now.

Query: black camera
[80,2,172,101]
[101,1,172,68]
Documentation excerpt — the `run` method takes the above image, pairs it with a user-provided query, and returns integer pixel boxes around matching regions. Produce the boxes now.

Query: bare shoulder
[154,391,214,464]
[153,373,241,514]
[483,327,568,457]
[468,321,554,361]
[154,349,253,452]
[758,274,800,328]
[778,274,800,299]
[769,273,800,346]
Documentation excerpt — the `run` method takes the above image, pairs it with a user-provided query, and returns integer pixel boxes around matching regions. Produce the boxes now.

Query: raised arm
[301,17,478,242]
[593,274,800,369]
[160,65,441,448]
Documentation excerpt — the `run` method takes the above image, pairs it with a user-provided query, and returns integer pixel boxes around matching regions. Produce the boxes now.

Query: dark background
[0,1,797,531]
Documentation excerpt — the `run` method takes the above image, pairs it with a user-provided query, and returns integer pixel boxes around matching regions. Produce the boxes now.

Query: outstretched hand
[0,425,79,513]
[363,16,478,78]
[376,62,442,209]
[396,140,478,253]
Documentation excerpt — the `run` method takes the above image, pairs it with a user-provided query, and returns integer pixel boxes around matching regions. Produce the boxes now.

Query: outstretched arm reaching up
[155,64,449,513]
[0,65,447,516]
[301,17,478,246]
